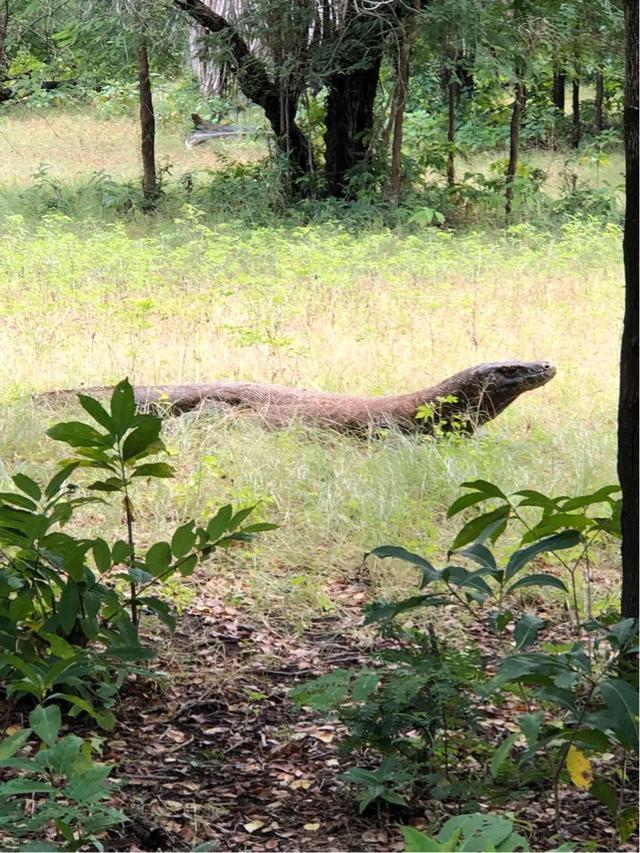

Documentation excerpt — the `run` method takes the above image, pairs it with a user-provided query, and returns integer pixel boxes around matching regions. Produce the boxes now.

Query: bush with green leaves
[292,617,485,812]
[0,704,124,850]
[402,813,533,853]
[294,479,637,843]
[0,379,275,723]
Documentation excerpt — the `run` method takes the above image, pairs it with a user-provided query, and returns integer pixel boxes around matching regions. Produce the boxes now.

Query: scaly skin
[33,361,556,434]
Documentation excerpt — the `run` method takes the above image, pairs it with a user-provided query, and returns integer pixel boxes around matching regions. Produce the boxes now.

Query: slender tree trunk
[619,0,639,620]
[505,80,525,218]
[137,41,158,204]
[389,15,415,203]
[571,77,581,147]
[552,69,566,112]
[447,75,458,186]
[594,68,604,133]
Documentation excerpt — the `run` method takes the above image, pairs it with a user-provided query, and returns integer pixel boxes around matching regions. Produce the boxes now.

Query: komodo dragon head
[425,360,556,431]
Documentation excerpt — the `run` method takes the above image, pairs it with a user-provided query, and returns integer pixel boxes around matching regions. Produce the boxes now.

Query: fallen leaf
[567,746,593,790]
[244,821,265,833]
[290,779,313,790]
[303,823,320,831]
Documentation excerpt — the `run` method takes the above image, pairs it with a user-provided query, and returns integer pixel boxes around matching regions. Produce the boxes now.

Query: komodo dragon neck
[33,361,556,434]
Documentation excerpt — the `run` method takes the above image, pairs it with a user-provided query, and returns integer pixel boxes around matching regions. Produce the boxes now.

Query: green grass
[0,107,624,621]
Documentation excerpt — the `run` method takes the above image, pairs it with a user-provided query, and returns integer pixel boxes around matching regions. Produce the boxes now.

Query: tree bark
[324,55,382,198]
[447,75,458,187]
[174,0,312,181]
[571,77,581,147]
[389,16,414,203]
[619,0,639,620]
[505,80,525,218]
[137,41,158,204]
[594,68,604,133]
[552,69,565,112]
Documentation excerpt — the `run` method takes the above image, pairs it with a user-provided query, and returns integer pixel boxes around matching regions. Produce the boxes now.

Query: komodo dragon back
[33,361,556,434]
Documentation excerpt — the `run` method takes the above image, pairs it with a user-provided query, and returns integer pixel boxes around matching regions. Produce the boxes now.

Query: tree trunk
[571,77,581,147]
[552,69,565,112]
[324,56,382,198]
[505,80,524,218]
[447,75,458,186]
[389,16,414,203]
[594,68,604,133]
[619,0,639,621]
[137,41,158,204]
[174,0,313,183]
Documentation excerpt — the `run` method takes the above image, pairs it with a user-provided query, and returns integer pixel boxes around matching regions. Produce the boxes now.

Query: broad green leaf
[447,491,490,518]
[514,489,557,509]
[29,704,61,746]
[171,521,196,558]
[206,504,234,540]
[78,394,114,432]
[45,461,80,498]
[0,779,56,795]
[131,462,175,478]
[110,379,136,434]
[92,538,111,573]
[514,614,546,649]
[491,732,519,777]
[112,540,133,562]
[178,553,198,575]
[402,826,444,852]
[507,574,569,595]
[518,711,544,747]
[367,545,441,583]
[240,522,279,533]
[58,582,80,634]
[505,530,581,581]
[599,678,639,752]
[47,421,109,448]
[0,491,37,510]
[591,777,618,815]
[122,420,162,461]
[455,542,497,571]
[145,541,172,575]
[12,473,41,501]
[364,595,450,625]
[0,728,31,761]
[460,480,508,499]
[450,506,510,551]
[560,485,620,511]
[617,806,638,843]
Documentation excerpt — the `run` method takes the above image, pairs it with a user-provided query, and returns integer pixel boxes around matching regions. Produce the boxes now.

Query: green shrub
[0,379,275,723]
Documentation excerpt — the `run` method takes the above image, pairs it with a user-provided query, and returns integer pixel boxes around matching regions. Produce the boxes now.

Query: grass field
[0,107,624,621]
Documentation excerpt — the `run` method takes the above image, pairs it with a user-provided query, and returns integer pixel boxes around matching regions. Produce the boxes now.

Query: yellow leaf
[303,823,320,831]
[243,821,265,833]
[567,746,593,790]
[290,779,313,790]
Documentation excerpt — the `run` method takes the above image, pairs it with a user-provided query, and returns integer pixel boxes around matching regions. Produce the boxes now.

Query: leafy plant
[0,379,275,719]
[0,703,125,850]
[402,813,532,852]
[340,756,412,813]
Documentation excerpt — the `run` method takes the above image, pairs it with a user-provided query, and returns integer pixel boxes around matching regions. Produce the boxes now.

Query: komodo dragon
[34,361,556,435]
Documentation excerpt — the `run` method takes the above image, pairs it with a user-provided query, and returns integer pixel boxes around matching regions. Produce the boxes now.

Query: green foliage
[0,379,274,718]
[402,813,531,852]
[294,479,635,840]
[0,704,125,850]
[340,756,412,813]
